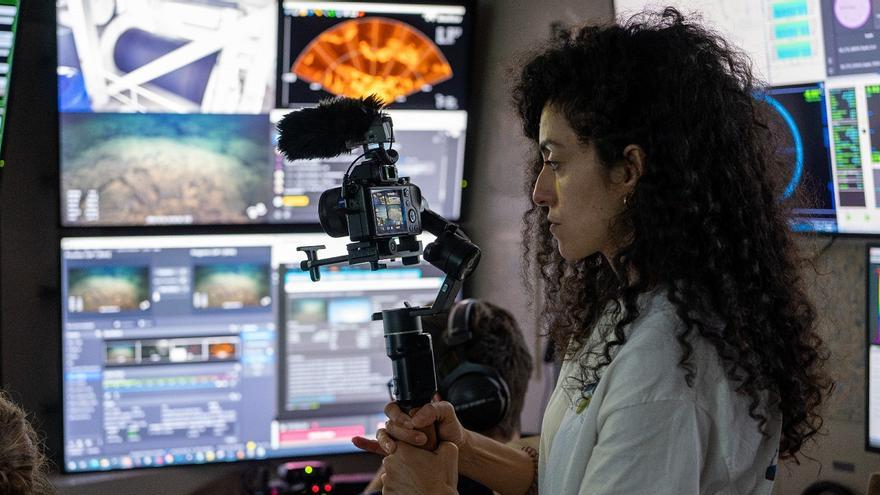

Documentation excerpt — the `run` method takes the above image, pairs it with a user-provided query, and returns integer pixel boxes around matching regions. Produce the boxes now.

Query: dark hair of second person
[0,391,53,494]
[421,299,533,441]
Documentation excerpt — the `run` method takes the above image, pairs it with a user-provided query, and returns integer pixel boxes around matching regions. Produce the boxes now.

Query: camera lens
[318,187,349,237]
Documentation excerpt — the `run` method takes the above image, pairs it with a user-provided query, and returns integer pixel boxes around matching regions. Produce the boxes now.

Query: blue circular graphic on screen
[756,93,803,199]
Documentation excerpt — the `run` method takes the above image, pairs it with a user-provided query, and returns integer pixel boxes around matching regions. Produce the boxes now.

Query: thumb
[435,440,458,456]
[411,402,441,427]
[413,401,457,428]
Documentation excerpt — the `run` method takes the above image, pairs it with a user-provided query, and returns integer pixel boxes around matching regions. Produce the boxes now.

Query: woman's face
[532,103,627,262]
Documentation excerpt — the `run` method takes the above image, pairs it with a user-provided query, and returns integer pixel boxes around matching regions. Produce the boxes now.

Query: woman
[353,8,829,494]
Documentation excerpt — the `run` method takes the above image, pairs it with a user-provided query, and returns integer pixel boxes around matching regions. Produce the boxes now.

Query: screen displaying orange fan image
[279,2,471,110]
[292,17,453,103]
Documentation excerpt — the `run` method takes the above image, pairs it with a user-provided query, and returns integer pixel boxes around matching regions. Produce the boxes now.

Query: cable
[343,152,367,178]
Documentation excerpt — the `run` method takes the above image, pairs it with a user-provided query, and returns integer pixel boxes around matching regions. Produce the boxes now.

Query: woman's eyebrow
[540,139,565,152]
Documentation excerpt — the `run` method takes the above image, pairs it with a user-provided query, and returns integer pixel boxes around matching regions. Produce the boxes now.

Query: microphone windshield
[276,95,386,161]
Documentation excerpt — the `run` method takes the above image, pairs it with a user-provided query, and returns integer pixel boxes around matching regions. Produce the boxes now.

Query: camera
[277,95,480,422]
[278,96,430,277]
[316,133,423,241]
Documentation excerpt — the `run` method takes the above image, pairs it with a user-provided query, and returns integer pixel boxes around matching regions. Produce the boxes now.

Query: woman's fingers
[381,402,429,446]
[384,402,414,428]
[410,401,444,427]
[383,419,427,446]
[376,427,400,453]
[412,401,457,430]
[351,435,385,456]
[351,429,400,455]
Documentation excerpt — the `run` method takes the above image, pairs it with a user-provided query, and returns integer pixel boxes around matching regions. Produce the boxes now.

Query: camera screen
[371,188,408,236]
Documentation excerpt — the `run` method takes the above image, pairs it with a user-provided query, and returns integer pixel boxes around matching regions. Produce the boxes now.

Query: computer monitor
[0,0,18,167]
[867,245,880,451]
[60,233,445,472]
[865,244,880,452]
[272,0,472,222]
[613,0,880,235]
[56,0,472,227]
[56,0,279,226]
[761,83,836,232]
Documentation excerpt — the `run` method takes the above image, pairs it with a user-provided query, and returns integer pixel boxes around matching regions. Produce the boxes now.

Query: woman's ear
[620,144,646,188]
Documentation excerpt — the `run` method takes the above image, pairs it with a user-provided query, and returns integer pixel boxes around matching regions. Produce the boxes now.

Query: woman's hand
[381,441,459,495]
[352,401,467,455]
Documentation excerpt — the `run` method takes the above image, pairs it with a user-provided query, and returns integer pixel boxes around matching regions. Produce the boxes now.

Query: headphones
[800,481,854,495]
[438,299,511,433]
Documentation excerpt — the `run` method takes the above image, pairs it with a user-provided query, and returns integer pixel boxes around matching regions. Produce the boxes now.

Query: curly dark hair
[513,8,829,460]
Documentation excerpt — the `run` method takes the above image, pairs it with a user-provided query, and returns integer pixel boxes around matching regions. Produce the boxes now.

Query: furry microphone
[276,95,387,161]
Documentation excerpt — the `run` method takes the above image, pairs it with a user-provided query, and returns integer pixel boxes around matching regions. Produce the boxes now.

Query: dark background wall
[2,0,62,462]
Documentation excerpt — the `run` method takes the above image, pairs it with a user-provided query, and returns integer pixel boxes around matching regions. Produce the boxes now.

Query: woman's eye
[544,161,559,171]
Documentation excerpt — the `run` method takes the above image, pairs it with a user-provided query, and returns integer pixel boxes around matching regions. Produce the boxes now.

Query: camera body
[313,109,423,243]
[317,170,423,242]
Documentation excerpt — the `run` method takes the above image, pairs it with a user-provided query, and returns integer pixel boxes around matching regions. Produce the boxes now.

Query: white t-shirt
[538,290,781,495]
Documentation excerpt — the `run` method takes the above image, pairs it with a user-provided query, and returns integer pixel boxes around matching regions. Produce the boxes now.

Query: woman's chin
[557,243,597,262]
[557,245,581,262]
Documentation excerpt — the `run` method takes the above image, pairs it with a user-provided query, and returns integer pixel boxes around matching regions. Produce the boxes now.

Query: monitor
[868,245,880,451]
[0,0,18,167]
[56,0,472,227]
[612,0,880,235]
[60,233,445,472]
[273,0,472,222]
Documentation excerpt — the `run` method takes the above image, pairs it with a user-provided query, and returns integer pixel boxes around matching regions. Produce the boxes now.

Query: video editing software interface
[56,0,471,227]
[868,246,880,450]
[614,0,880,234]
[61,234,445,472]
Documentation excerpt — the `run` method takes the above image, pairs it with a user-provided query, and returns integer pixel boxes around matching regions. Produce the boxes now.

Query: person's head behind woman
[514,7,828,460]
[0,391,52,494]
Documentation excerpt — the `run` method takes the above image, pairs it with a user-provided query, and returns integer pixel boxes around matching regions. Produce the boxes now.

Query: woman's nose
[532,167,554,207]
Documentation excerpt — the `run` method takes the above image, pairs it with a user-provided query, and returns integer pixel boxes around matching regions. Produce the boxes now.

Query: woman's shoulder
[595,289,728,412]
[625,288,722,355]
[623,288,690,353]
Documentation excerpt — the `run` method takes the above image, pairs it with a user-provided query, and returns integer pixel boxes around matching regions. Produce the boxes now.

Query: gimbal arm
[409,208,481,317]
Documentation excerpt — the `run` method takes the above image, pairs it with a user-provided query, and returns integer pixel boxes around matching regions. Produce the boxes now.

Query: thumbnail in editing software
[60,234,445,472]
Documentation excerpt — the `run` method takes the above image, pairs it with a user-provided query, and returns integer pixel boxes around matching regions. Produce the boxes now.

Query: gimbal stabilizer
[297,209,480,449]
